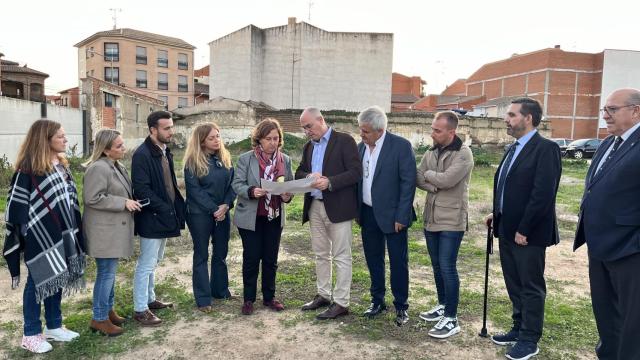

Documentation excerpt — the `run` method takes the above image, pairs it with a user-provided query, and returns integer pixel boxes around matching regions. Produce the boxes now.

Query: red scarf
[254,146,285,220]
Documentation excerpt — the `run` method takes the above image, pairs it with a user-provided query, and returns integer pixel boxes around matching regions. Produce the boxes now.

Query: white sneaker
[419,304,445,322]
[428,316,461,339]
[21,334,53,353]
[43,326,80,342]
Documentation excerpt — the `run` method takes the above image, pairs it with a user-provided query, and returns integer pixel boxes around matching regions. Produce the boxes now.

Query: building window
[136,70,147,88]
[104,67,119,84]
[178,53,188,70]
[158,72,168,90]
[105,93,115,107]
[178,75,188,92]
[158,50,168,68]
[159,95,169,109]
[104,43,119,62]
[136,46,147,64]
[178,97,188,108]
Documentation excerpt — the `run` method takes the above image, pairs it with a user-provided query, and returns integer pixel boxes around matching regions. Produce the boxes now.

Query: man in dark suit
[574,88,640,360]
[295,107,362,320]
[485,98,562,360]
[356,105,416,326]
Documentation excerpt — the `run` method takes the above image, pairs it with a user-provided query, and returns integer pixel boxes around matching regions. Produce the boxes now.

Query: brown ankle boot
[109,309,125,326]
[90,319,124,337]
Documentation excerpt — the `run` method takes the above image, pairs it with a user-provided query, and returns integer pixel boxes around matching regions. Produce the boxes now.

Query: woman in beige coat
[83,129,141,336]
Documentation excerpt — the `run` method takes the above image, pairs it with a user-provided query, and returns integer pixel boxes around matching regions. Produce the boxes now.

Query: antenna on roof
[308,0,314,22]
[109,8,122,29]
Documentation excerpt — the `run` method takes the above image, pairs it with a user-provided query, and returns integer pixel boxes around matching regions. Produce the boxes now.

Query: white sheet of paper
[261,177,315,195]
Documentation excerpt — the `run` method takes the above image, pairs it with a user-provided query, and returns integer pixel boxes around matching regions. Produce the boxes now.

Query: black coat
[132,136,186,238]
[492,132,562,247]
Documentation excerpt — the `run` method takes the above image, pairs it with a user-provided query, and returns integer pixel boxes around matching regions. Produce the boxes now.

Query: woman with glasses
[183,122,236,312]
[232,118,293,315]
[3,119,85,353]
[83,129,141,336]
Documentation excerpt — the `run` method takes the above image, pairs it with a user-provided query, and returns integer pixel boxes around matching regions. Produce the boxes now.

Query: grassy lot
[0,145,595,359]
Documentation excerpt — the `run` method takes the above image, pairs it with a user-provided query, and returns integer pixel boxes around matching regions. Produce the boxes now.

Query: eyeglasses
[600,104,638,116]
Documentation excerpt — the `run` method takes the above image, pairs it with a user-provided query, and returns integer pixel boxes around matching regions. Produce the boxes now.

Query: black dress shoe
[395,309,409,326]
[363,303,387,318]
[148,300,173,310]
[301,294,331,311]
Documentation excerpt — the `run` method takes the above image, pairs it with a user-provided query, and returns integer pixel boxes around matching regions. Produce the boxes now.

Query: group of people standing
[3,88,640,360]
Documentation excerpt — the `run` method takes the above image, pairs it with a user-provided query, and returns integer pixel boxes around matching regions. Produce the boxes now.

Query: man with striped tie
[574,88,640,360]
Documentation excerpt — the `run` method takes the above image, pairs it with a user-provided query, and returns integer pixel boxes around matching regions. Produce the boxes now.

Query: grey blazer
[232,150,294,231]
[83,157,135,258]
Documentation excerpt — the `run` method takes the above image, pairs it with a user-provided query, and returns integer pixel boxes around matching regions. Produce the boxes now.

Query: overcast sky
[2,0,638,96]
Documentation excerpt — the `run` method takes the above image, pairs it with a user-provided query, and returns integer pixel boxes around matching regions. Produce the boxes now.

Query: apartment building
[75,28,195,110]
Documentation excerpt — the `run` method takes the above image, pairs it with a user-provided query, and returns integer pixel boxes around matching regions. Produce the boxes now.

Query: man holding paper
[295,107,362,320]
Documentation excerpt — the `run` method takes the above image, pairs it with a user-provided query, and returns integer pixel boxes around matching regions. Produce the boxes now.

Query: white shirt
[362,131,386,206]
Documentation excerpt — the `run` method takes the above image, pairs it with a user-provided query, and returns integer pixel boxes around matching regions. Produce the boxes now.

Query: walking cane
[479,224,493,338]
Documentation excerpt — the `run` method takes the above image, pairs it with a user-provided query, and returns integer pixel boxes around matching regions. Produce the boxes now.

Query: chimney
[554,45,561,49]
[288,17,297,26]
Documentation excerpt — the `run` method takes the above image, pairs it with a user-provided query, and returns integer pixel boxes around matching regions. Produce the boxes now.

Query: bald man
[574,88,640,360]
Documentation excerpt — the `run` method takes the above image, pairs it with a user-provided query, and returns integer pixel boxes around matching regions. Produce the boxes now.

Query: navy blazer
[574,127,640,261]
[358,131,417,234]
[492,132,562,247]
[184,155,236,215]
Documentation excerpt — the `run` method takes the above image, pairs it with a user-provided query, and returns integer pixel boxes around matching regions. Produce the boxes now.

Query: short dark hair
[252,118,284,148]
[511,97,543,127]
[147,110,172,130]
[434,111,459,130]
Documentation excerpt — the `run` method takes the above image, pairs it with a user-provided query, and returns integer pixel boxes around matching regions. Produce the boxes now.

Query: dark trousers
[589,252,640,360]
[425,230,464,318]
[498,234,547,343]
[238,216,282,303]
[23,273,62,336]
[361,204,409,310]
[187,213,231,306]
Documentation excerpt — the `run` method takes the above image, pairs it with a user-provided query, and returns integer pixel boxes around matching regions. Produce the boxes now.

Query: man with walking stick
[484,98,562,360]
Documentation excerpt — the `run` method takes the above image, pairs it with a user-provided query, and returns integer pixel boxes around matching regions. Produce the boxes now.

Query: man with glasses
[296,107,361,320]
[357,106,416,326]
[485,97,562,360]
[574,88,640,360]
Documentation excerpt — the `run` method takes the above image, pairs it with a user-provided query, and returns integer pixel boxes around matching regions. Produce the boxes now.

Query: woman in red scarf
[232,119,294,315]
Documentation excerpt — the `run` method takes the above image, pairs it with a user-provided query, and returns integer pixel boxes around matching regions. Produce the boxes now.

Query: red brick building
[465,46,603,139]
[391,73,425,111]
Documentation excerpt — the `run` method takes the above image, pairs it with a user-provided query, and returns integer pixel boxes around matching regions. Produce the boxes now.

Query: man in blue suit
[574,88,640,360]
[357,106,416,326]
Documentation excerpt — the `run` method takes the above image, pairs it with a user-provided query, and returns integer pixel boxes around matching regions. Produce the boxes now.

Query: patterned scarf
[3,168,86,302]
[254,146,285,221]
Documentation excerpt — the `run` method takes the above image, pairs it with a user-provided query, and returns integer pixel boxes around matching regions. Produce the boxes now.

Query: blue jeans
[425,230,464,318]
[23,273,62,336]
[92,258,119,321]
[133,237,167,312]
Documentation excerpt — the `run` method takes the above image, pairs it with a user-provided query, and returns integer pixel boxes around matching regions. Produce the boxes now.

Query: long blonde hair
[15,119,68,175]
[83,129,122,167]
[184,122,231,178]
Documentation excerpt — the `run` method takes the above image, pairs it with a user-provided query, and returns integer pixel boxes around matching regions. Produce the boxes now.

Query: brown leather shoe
[316,303,349,320]
[241,301,254,315]
[198,305,213,313]
[301,295,331,311]
[109,309,125,326]
[263,299,285,312]
[90,319,123,337]
[148,300,173,310]
[133,310,162,326]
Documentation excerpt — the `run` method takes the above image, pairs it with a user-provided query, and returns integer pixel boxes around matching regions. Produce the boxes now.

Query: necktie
[496,141,519,212]
[594,136,623,177]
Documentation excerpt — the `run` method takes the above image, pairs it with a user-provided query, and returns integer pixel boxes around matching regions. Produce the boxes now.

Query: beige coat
[83,157,135,258]
[416,141,474,232]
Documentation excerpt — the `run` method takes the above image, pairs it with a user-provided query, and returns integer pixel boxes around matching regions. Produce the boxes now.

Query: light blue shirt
[498,128,537,211]
[310,127,332,199]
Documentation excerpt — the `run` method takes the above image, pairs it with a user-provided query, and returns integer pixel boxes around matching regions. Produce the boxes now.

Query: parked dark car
[565,138,601,159]
[551,138,572,156]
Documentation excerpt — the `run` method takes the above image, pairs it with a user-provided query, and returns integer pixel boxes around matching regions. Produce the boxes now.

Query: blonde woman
[3,119,85,353]
[83,129,141,336]
[183,122,236,312]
